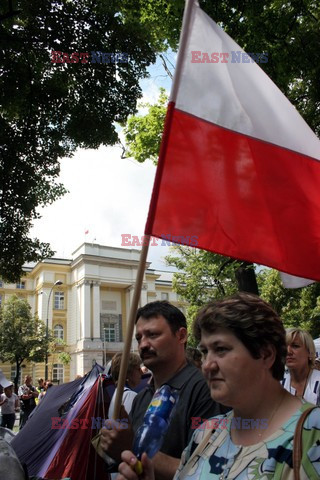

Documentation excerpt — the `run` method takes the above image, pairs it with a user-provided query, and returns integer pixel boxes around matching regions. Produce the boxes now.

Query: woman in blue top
[117,293,320,480]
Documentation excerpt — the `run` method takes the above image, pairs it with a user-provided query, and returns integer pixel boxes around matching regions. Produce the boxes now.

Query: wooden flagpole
[112,236,150,420]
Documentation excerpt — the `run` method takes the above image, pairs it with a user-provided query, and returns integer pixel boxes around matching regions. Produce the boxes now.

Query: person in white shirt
[282,327,320,405]
[108,352,142,420]
[0,384,19,430]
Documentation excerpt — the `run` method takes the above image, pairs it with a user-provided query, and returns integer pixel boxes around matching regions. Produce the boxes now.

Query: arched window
[53,324,64,340]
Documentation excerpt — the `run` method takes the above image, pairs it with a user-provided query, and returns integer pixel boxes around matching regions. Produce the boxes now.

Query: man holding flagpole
[100,301,225,480]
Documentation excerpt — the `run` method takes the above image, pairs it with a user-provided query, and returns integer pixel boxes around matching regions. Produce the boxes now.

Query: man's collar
[149,362,196,391]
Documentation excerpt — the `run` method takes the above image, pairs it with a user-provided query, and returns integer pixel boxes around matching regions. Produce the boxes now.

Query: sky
[30,55,175,271]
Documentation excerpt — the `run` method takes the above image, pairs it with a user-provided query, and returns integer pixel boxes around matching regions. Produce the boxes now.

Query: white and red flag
[145,0,320,283]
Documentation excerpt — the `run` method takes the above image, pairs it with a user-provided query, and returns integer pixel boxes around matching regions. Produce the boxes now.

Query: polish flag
[145,0,320,283]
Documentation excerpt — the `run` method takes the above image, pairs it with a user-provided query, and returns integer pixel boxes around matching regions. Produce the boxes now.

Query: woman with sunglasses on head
[117,293,320,480]
[283,327,320,405]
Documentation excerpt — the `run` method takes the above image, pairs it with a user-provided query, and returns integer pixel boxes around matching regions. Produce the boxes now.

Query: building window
[0,279,3,287]
[53,324,64,340]
[161,292,169,300]
[52,364,64,383]
[54,291,64,309]
[104,324,116,342]
[16,281,25,289]
[11,366,22,385]
[101,314,122,343]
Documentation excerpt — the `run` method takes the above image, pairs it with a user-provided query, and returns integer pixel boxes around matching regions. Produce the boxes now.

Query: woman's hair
[286,328,316,367]
[193,292,287,380]
[111,352,141,383]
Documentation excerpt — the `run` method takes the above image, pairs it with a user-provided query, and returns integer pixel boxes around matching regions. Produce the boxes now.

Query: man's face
[25,376,32,386]
[135,315,186,372]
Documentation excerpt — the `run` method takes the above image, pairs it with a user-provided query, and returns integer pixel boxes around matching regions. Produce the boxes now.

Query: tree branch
[159,54,174,80]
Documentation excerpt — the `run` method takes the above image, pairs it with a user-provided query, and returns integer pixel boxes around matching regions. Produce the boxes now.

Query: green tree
[165,246,240,338]
[124,88,168,164]
[258,269,320,338]
[0,295,51,392]
[0,0,159,281]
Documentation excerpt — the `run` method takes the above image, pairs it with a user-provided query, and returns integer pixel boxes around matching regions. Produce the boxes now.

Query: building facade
[0,243,185,384]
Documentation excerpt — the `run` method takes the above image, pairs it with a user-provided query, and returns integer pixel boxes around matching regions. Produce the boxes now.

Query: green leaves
[123,88,168,164]
[259,270,320,337]
[0,0,158,281]
[0,295,50,371]
[165,246,240,337]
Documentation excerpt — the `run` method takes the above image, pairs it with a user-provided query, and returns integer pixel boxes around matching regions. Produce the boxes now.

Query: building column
[80,280,91,339]
[124,286,134,339]
[92,281,101,339]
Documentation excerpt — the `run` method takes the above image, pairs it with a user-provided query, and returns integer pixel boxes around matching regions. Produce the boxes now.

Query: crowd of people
[109,297,320,480]
[1,296,320,480]
[0,376,55,431]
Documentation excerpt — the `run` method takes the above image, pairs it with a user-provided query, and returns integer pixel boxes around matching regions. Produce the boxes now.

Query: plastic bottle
[132,384,179,473]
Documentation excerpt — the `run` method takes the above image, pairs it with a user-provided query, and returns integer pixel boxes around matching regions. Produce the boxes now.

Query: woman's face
[199,327,271,408]
[286,334,310,370]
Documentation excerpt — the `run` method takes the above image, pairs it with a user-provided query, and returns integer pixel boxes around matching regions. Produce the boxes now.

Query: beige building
[0,243,185,384]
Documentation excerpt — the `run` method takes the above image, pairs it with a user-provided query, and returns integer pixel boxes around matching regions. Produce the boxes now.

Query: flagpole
[170,0,196,103]
[112,236,150,420]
